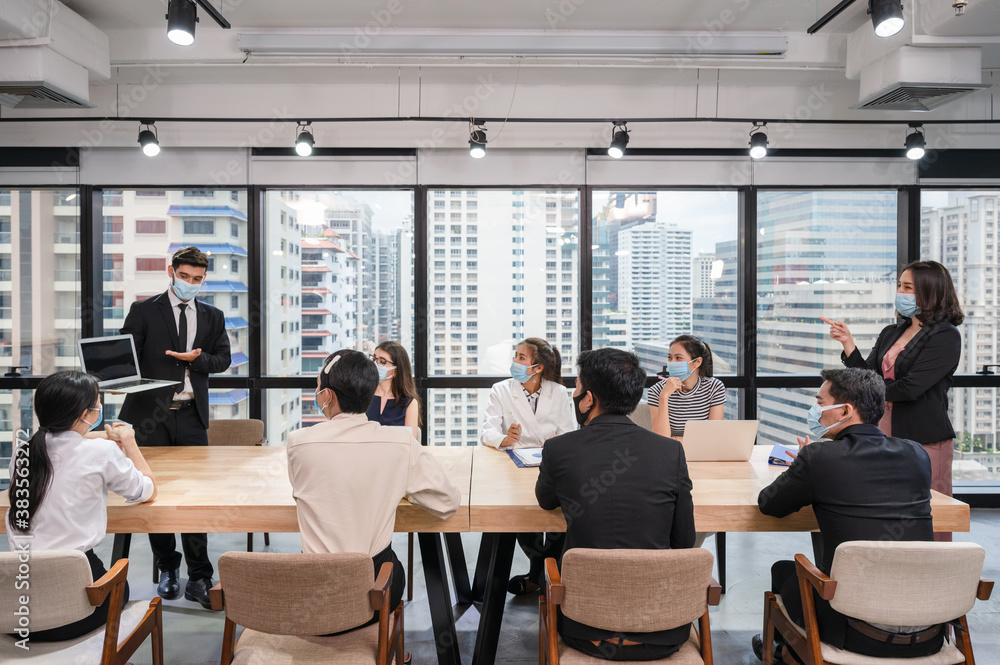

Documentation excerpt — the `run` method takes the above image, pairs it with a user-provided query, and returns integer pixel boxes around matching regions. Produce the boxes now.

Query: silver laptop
[78,335,181,393]
[680,420,759,462]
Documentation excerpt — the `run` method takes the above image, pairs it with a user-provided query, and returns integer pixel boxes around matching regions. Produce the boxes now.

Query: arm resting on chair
[977,579,994,601]
[708,578,723,606]
[209,582,225,611]
[794,553,837,601]
[86,558,130,606]
[370,562,393,611]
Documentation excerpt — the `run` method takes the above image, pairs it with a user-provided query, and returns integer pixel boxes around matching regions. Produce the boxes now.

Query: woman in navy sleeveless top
[366,341,421,437]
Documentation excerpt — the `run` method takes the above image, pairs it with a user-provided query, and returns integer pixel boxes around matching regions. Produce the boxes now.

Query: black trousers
[137,402,214,580]
[516,532,566,583]
[31,550,129,642]
[561,635,683,661]
[771,561,944,658]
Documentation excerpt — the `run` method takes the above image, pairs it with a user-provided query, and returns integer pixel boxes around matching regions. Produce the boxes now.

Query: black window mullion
[741,186,758,422]
[81,185,102,339]
[247,185,263,420]
[579,185,593,358]
[898,185,920,268]
[413,185,429,445]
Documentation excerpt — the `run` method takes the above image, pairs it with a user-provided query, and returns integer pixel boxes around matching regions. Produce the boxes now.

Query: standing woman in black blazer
[824,261,963,531]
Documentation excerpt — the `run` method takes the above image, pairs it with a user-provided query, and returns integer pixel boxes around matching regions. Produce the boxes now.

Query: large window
[0,189,81,482]
[921,190,1000,485]
[262,189,415,448]
[592,190,739,376]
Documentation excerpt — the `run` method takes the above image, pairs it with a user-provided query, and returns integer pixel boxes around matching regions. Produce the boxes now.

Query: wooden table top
[0,446,473,534]
[468,446,971,534]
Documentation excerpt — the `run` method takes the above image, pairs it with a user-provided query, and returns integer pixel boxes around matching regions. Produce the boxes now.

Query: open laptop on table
[78,334,181,393]
[680,420,760,462]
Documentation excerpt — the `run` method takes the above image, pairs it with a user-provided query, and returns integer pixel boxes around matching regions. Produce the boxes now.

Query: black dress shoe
[185,577,217,610]
[157,569,181,600]
[752,633,790,664]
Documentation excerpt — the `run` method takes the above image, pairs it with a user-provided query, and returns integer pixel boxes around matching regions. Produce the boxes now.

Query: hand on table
[166,348,201,363]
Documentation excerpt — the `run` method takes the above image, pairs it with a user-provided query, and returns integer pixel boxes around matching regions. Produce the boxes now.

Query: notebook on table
[506,447,543,468]
[78,335,181,394]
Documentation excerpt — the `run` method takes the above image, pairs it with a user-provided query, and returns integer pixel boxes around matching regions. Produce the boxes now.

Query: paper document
[768,443,798,466]
[512,447,544,467]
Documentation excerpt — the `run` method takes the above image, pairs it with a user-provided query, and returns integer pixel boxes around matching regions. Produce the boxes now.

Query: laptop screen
[80,338,138,381]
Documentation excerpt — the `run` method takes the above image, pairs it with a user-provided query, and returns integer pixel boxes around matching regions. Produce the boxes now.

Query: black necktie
[176,303,188,395]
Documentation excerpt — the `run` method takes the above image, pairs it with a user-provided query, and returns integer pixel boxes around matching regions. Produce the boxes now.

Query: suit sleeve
[480,383,508,448]
[758,447,816,518]
[884,327,961,403]
[190,309,231,375]
[535,445,559,510]
[842,324,889,372]
[670,445,696,549]
[120,301,146,358]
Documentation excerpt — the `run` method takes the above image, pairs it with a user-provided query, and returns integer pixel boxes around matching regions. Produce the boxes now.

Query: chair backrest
[560,548,713,633]
[217,551,375,635]
[0,550,94,632]
[626,402,652,431]
[829,541,986,626]
[207,418,265,447]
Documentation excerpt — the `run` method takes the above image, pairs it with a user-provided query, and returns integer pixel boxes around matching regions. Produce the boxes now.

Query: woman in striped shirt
[648,335,726,440]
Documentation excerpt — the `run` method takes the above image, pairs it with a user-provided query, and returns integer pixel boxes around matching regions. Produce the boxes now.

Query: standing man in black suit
[120,246,231,609]
[535,348,696,661]
[754,368,937,662]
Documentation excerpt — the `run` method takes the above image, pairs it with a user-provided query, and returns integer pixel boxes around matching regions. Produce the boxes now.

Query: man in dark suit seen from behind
[754,368,937,663]
[119,245,232,609]
[535,348,696,661]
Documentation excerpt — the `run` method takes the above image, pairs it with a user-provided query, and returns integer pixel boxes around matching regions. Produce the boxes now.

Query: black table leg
[444,532,474,605]
[471,532,516,665]
[471,535,492,603]
[418,533,462,665]
[111,534,131,563]
[715,532,726,595]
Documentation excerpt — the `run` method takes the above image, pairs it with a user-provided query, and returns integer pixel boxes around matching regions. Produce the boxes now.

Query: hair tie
[36,426,49,434]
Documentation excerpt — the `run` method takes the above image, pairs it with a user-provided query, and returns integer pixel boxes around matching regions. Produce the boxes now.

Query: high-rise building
[921,192,1000,478]
[692,253,717,300]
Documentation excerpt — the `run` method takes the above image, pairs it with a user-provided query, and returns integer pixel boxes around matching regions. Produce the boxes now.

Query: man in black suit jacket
[755,368,938,662]
[120,246,231,609]
[536,348,696,661]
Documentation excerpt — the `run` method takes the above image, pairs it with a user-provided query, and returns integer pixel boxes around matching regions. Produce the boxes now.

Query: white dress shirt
[167,286,197,399]
[5,430,155,553]
[287,413,461,556]
[480,378,576,449]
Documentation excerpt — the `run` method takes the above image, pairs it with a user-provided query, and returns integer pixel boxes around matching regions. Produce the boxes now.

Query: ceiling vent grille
[851,83,990,111]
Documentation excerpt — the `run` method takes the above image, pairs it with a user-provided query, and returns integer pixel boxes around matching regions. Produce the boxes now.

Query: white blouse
[6,430,154,553]
[480,378,576,449]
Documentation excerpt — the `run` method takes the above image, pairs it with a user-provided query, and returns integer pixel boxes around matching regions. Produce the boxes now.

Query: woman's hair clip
[322,354,342,375]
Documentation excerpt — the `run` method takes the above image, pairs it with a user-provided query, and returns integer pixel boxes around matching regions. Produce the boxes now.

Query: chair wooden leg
[698,611,714,665]
[956,615,975,665]
[150,598,164,665]
[246,533,253,552]
[407,533,414,602]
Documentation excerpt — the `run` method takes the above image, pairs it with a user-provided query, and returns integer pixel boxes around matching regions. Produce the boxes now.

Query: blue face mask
[895,293,920,319]
[82,406,103,432]
[377,363,395,382]
[510,361,538,385]
[806,403,848,439]
[171,276,201,302]
[667,360,693,382]
[315,389,331,419]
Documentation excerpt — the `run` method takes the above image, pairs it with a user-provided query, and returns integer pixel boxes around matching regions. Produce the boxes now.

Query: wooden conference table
[0,445,970,665]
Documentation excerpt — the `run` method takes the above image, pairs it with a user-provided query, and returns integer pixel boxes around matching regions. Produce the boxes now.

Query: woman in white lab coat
[481,337,575,594]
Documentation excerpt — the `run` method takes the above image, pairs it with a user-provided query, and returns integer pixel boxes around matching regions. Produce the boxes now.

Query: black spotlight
[295,122,314,156]
[166,0,198,46]
[469,126,487,159]
[870,0,904,37]
[905,126,925,160]
[138,121,160,157]
[608,122,629,159]
[749,123,768,159]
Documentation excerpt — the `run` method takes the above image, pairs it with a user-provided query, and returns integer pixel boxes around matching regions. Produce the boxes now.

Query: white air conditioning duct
[0,0,109,109]
[850,45,989,111]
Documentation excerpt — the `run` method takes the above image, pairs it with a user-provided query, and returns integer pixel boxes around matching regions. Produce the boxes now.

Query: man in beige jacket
[287,349,461,618]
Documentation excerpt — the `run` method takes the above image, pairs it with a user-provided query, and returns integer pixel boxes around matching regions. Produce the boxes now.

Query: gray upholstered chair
[764,541,993,665]
[541,548,721,664]
[210,551,403,665]
[0,552,163,665]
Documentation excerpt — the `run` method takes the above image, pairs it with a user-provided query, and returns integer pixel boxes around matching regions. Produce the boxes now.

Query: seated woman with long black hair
[5,370,157,641]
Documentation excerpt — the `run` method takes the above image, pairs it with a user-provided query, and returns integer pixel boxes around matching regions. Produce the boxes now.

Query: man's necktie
[177,303,187,395]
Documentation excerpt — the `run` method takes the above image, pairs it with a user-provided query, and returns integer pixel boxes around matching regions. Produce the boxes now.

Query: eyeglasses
[369,354,394,367]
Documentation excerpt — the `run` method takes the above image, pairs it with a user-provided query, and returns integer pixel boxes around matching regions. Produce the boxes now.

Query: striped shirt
[647,376,727,436]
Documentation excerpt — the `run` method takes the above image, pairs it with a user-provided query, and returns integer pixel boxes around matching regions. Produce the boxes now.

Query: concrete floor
[4,511,999,664]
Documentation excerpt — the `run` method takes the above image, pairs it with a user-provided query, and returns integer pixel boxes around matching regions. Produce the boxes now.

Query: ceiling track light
[166,0,231,46]
[905,124,926,160]
[870,0,905,38]
[295,121,314,156]
[138,120,160,157]
[469,122,487,159]
[749,122,768,159]
[608,122,630,159]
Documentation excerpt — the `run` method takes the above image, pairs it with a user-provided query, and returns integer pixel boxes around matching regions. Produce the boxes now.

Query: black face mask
[573,391,593,426]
